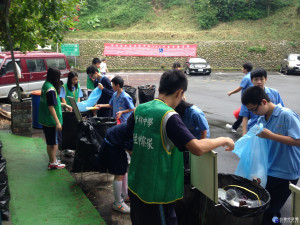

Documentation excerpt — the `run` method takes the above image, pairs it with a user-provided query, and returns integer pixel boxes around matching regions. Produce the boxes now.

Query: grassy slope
[66,5,300,41]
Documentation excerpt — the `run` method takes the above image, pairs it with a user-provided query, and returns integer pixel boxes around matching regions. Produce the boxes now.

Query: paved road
[1,71,299,223]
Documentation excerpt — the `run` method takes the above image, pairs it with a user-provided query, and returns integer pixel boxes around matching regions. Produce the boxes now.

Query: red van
[0,51,70,102]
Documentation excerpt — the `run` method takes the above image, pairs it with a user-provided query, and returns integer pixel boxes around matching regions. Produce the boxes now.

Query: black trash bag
[198,173,270,225]
[62,112,78,150]
[138,85,156,104]
[0,142,10,221]
[87,117,117,139]
[71,120,104,172]
[124,85,137,106]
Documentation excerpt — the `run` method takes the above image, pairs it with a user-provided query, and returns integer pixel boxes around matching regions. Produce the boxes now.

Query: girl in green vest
[61,71,83,106]
[39,67,71,170]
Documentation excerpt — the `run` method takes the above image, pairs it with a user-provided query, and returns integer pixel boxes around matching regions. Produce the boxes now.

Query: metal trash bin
[31,90,42,128]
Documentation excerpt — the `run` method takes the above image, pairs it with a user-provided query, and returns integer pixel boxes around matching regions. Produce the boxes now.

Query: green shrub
[79,0,151,30]
[194,0,294,29]
[247,46,267,53]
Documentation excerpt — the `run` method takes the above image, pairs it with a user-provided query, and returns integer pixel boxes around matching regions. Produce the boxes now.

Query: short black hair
[86,65,98,75]
[175,100,193,117]
[242,86,270,106]
[92,58,101,65]
[158,70,188,96]
[172,62,181,70]
[251,68,267,80]
[111,76,124,88]
[243,62,253,72]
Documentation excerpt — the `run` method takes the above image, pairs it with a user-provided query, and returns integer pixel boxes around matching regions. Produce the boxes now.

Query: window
[5,60,22,73]
[26,59,46,72]
[46,58,67,70]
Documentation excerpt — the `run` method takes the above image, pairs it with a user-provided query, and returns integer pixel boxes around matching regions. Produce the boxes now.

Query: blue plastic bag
[233,123,269,187]
[77,88,102,112]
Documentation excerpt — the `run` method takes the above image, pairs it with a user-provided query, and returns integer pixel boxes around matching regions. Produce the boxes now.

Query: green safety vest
[38,81,62,127]
[87,75,94,90]
[128,99,184,204]
[63,83,80,106]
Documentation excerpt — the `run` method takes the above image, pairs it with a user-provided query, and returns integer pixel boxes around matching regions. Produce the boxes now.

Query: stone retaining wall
[11,100,32,134]
[65,39,300,70]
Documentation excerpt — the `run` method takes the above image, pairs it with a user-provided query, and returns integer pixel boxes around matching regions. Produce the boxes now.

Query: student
[86,66,114,117]
[38,67,71,170]
[60,71,83,106]
[240,68,284,135]
[92,57,101,73]
[242,86,300,225]
[226,62,253,132]
[175,99,210,184]
[127,70,234,225]
[96,123,132,213]
[95,76,134,123]
[175,99,210,139]
[100,58,109,76]
[87,58,101,95]
[172,62,181,70]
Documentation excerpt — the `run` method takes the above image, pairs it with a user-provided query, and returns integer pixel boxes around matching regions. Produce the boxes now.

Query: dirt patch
[0,118,11,130]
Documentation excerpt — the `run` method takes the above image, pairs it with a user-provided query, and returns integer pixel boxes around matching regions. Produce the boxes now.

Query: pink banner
[103,43,197,57]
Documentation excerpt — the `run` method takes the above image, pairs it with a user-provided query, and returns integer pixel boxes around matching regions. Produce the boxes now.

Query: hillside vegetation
[66,0,300,41]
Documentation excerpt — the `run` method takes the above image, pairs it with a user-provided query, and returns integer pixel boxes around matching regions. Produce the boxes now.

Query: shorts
[96,139,128,175]
[42,126,58,145]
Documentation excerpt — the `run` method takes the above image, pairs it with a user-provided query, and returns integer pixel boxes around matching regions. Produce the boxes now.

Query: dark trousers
[232,115,243,130]
[129,190,178,225]
[262,176,299,225]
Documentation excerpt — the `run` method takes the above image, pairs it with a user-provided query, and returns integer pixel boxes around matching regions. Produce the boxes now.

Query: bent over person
[127,70,235,225]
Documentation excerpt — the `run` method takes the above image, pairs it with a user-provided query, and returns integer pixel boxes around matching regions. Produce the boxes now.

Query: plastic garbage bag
[0,141,10,221]
[138,85,156,104]
[77,87,102,112]
[72,120,103,172]
[124,85,137,106]
[233,123,269,188]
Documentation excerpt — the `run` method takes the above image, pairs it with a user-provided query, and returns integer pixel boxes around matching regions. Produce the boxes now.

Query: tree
[0,0,80,51]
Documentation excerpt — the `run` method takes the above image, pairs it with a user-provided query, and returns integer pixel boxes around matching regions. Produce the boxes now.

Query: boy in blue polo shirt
[226,62,253,132]
[242,86,300,225]
[96,76,134,123]
[240,68,284,135]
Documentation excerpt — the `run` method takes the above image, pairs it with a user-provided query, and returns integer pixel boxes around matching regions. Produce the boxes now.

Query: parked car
[280,54,300,75]
[184,57,211,75]
[0,51,70,102]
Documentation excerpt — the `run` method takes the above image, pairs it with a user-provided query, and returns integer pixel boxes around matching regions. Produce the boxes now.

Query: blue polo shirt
[240,72,253,95]
[109,90,134,123]
[258,105,300,180]
[182,105,210,139]
[240,87,285,131]
[59,86,83,99]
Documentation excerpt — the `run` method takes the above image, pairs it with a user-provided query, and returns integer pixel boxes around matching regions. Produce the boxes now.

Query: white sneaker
[231,129,237,133]
[112,201,130,213]
[226,124,232,129]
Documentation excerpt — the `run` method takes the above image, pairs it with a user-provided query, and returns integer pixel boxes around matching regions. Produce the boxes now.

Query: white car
[280,54,300,75]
